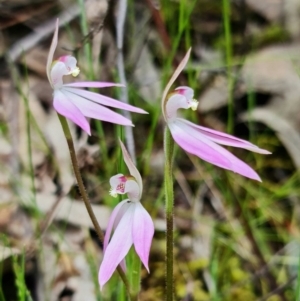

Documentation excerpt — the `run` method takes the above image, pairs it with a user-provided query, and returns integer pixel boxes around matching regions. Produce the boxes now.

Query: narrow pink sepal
[119,140,143,195]
[178,118,271,154]
[63,82,125,88]
[132,203,154,272]
[169,120,261,181]
[47,19,59,86]
[61,89,134,126]
[103,199,128,252]
[169,121,231,169]
[98,205,135,289]
[161,48,191,120]
[63,87,148,114]
[53,90,91,135]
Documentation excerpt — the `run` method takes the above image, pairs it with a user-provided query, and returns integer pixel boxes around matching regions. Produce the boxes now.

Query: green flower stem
[222,0,234,134]
[129,248,141,301]
[164,127,175,301]
[57,114,132,299]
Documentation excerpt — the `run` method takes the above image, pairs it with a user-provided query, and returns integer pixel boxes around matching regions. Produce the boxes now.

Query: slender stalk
[77,0,109,171]
[58,114,104,240]
[116,0,140,298]
[222,0,234,134]
[129,248,141,300]
[77,0,94,79]
[57,114,132,298]
[116,0,136,163]
[296,253,300,301]
[164,127,175,301]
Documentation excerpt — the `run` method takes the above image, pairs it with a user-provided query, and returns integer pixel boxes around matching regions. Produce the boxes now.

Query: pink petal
[119,140,143,196]
[63,87,147,114]
[103,199,128,252]
[63,82,125,88]
[61,89,133,126]
[178,118,271,154]
[169,119,262,181]
[162,48,191,119]
[169,121,231,169]
[132,203,154,272]
[99,204,135,288]
[53,90,90,135]
[47,19,59,86]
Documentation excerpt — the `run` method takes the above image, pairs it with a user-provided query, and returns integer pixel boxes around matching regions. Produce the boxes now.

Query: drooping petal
[63,87,147,114]
[51,61,69,89]
[161,48,191,120]
[47,19,59,86]
[103,199,129,251]
[177,118,271,154]
[99,204,135,288]
[169,120,231,169]
[61,89,134,126]
[53,90,90,134]
[119,140,143,196]
[113,201,132,230]
[169,119,261,181]
[132,202,154,272]
[110,200,132,273]
[63,82,125,88]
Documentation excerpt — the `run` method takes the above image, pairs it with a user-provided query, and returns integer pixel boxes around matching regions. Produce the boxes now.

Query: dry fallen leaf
[245,0,283,22]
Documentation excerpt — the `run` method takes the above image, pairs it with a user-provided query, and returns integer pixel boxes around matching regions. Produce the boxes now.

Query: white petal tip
[84,129,91,135]
[144,265,150,273]
[249,174,262,182]
[99,279,106,290]
[255,176,262,182]
[262,150,272,155]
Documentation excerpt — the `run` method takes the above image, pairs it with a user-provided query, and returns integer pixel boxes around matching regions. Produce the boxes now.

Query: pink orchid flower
[98,140,154,288]
[162,49,270,181]
[47,20,147,135]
